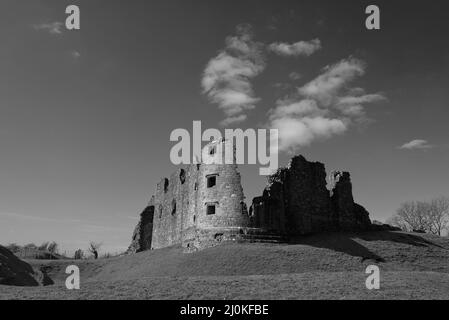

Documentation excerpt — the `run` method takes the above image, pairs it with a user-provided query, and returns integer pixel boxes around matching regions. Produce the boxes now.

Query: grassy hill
[0,231,448,299]
[0,246,40,286]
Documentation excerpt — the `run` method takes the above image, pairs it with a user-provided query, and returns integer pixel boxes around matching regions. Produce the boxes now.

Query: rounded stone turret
[195,139,249,230]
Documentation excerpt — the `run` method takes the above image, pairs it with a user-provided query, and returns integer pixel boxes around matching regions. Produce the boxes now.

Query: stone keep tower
[197,140,248,226]
[183,139,250,249]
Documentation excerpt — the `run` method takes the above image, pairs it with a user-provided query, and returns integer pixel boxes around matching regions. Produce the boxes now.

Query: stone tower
[198,140,248,227]
[182,139,250,249]
[128,139,250,252]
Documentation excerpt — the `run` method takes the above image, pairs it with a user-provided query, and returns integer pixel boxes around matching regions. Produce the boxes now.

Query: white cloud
[0,211,83,223]
[269,39,322,57]
[71,51,81,59]
[270,116,347,152]
[336,93,386,117]
[268,57,386,153]
[220,114,248,126]
[289,72,302,80]
[399,139,433,150]
[201,24,265,125]
[202,24,385,147]
[268,98,347,152]
[269,99,327,120]
[299,58,366,106]
[33,22,64,35]
[202,25,326,126]
[337,93,385,106]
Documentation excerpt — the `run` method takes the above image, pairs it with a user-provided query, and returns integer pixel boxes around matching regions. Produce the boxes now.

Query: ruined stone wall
[126,198,155,253]
[329,171,371,231]
[251,181,286,234]
[284,156,334,234]
[150,167,192,249]
[250,155,371,236]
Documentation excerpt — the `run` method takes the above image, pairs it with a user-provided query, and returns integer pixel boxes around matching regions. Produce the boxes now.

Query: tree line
[388,196,449,236]
[5,241,105,260]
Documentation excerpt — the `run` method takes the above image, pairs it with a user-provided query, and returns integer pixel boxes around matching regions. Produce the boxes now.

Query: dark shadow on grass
[357,231,444,248]
[289,233,385,262]
[288,231,443,263]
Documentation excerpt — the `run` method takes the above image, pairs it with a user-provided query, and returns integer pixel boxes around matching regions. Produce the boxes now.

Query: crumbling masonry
[128,140,372,253]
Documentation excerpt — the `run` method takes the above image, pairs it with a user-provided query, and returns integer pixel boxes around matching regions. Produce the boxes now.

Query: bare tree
[38,242,50,251]
[428,196,449,236]
[389,197,449,235]
[88,242,102,259]
[390,201,430,232]
[47,241,59,254]
[386,216,408,231]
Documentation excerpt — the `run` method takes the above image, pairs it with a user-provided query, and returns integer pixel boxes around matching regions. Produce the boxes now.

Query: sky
[0,0,448,254]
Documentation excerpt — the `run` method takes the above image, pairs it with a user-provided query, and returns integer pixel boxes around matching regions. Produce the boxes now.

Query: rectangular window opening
[207,176,216,188]
[206,205,216,215]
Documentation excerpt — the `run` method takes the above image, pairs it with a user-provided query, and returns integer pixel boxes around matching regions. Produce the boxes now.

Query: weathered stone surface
[129,140,250,251]
[127,203,155,253]
[251,156,371,236]
[329,171,371,231]
[128,149,373,252]
[251,156,334,235]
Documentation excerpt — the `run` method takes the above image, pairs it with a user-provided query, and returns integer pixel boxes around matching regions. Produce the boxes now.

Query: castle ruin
[128,140,372,253]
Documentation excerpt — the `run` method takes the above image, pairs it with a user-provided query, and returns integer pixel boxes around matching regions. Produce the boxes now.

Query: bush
[74,249,84,260]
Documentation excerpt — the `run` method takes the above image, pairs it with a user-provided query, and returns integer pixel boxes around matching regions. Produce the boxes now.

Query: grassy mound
[0,245,39,286]
[1,231,448,299]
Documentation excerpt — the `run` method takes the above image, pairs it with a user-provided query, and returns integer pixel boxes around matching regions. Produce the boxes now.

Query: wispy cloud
[202,24,323,126]
[202,23,383,148]
[298,58,365,106]
[335,91,386,120]
[71,51,81,59]
[399,139,433,150]
[268,39,322,57]
[288,72,302,80]
[268,57,386,152]
[0,211,82,223]
[268,99,347,152]
[0,212,129,230]
[201,24,265,126]
[33,22,64,35]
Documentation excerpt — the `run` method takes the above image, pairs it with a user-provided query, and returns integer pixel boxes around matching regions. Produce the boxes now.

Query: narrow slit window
[179,169,186,184]
[171,200,176,215]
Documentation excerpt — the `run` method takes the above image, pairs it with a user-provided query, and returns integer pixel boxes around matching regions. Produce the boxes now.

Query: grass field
[1,231,448,299]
